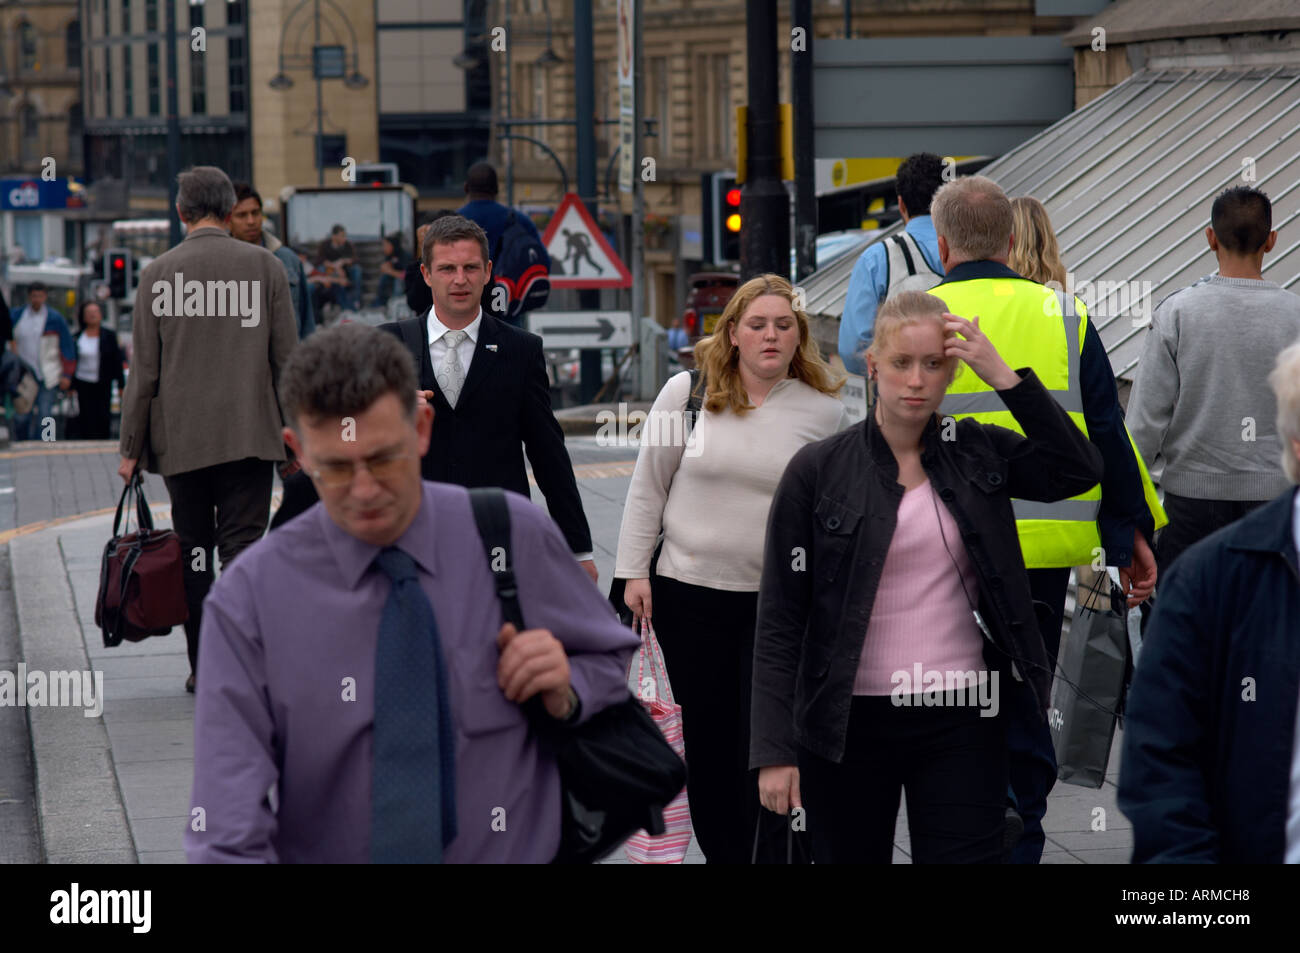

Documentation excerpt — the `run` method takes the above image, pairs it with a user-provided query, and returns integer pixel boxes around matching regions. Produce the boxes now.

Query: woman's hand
[943,313,1021,391]
[758,765,801,815]
[623,577,652,626]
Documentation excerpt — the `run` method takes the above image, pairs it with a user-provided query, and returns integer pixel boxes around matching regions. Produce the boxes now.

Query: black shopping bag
[1048,570,1129,789]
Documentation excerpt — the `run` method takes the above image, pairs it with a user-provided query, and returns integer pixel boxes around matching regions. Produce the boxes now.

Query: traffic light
[105,249,132,300]
[703,171,741,265]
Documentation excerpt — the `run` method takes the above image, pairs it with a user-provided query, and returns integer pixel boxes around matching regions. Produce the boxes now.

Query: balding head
[931,175,1014,265]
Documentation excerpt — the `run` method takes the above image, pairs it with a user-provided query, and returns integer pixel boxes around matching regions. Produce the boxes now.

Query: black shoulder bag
[466,487,687,864]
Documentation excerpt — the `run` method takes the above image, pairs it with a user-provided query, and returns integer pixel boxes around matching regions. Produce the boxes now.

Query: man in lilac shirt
[185,323,639,863]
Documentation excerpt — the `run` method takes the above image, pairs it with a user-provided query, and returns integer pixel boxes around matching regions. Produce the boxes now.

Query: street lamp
[267,0,369,187]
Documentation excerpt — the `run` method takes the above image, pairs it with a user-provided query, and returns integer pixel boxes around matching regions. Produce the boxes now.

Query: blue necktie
[370,546,458,863]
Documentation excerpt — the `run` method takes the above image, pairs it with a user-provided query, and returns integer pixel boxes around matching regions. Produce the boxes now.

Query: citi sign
[7,182,40,208]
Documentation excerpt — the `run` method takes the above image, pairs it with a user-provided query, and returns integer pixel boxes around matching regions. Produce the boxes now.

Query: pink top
[853,479,987,696]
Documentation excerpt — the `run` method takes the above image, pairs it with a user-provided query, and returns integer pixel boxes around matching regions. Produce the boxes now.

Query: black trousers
[1156,491,1269,580]
[799,695,1007,864]
[163,458,273,674]
[650,575,761,864]
[72,377,113,439]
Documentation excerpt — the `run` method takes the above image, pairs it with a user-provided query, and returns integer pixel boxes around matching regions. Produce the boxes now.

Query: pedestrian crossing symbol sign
[541,193,632,289]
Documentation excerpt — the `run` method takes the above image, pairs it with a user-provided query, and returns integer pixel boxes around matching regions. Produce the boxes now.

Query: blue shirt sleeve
[838,243,887,377]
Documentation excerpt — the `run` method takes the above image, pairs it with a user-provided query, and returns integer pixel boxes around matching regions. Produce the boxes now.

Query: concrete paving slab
[139,850,187,864]
[128,815,188,854]
[47,849,138,864]
[39,810,135,855]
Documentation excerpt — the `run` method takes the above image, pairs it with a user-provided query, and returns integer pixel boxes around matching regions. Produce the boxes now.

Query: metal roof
[803,66,1300,382]
[1061,0,1300,47]
[981,65,1300,380]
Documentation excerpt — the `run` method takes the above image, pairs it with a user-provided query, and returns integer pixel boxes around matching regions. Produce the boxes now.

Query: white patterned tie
[438,330,468,408]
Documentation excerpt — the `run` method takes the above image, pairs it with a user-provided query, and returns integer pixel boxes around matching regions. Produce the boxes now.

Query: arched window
[67,21,82,69]
[69,102,84,143]
[20,21,39,71]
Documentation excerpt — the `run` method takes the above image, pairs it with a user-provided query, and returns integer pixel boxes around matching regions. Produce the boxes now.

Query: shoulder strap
[492,212,515,263]
[684,368,703,435]
[467,487,525,629]
[892,234,918,276]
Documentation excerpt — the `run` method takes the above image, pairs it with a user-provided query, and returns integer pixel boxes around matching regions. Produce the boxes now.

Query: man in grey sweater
[1129,186,1300,576]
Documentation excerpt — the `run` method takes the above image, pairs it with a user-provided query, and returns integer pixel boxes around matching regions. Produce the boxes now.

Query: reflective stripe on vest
[930,280,1100,568]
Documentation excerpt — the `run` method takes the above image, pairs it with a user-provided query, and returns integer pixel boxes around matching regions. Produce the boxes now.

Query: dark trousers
[72,377,113,439]
[799,695,1007,863]
[1156,492,1269,580]
[163,458,273,674]
[650,575,760,864]
[1005,566,1071,864]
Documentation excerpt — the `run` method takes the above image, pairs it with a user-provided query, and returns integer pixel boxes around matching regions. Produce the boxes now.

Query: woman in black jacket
[751,290,1103,863]
[71,301,125,439]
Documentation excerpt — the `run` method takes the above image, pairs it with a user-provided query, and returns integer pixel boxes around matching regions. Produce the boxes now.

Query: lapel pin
[486,344,498,352]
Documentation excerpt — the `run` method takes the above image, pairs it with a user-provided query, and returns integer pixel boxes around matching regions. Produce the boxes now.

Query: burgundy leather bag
[95,470,189,647]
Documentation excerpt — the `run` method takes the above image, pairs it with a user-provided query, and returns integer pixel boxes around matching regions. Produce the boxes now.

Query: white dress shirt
[422,306,593,565]
[425,306,482,378]
[1287,489,1300,863]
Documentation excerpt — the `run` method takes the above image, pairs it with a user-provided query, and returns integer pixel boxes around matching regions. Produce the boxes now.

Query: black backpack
[466,487,686,863]
[489,211,551,321]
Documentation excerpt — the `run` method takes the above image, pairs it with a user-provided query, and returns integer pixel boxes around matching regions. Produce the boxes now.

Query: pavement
[0,435,1134,864]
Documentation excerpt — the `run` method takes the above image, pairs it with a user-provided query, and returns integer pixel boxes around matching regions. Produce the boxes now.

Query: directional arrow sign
[529,311,633,350]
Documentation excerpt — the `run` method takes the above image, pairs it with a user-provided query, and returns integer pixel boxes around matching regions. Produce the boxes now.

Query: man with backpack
[838,153,947,376]
[458,161,550,326]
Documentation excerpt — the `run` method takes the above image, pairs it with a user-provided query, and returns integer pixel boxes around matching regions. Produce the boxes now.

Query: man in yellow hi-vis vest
[927,176,1161,865]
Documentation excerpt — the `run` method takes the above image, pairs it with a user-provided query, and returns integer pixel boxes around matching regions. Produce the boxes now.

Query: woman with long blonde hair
[614,273,847,862]
[1009,197,1067,288]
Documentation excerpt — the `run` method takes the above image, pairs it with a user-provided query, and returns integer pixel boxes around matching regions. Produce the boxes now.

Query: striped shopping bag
[624,620,693,863]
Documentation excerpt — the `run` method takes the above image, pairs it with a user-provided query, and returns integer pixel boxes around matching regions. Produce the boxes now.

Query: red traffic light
[112,257,125,269]
[726,187,741,206]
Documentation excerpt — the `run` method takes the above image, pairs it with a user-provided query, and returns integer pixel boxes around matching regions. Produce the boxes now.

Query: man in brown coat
[117,166,299,692]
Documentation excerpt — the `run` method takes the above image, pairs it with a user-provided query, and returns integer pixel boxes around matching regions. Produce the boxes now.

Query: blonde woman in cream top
[613,274,847,863]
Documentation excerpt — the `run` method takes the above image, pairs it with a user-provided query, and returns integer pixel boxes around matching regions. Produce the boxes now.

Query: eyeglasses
[309,450,413,488]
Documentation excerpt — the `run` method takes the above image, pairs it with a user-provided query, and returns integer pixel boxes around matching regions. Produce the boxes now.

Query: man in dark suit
[273,215,597,582]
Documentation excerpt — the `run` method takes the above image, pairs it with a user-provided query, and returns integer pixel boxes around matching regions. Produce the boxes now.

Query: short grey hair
[176,166,236,224]
[279,324,417,431]
[1268,338,1300,484]
[931,175,1014,262]
[422,214,490,270]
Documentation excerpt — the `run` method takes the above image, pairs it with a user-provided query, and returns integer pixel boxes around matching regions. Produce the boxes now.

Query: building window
[190,0,204,29]
[124,44,134,116]
[226,0,244,25]
[19,22,38,71]
[66,21,82,69]
[648,56,672,157]
[228,35,246,113]
[148,43,160,115]
[694,52,731,160]
[21,105,39,161]
[69,103,84,143]
[146,0,157,32]
[106,46,114,116]
[191,47,206,114]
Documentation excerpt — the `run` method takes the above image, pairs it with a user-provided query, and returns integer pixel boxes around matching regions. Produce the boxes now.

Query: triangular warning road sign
[541,193,632,289]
